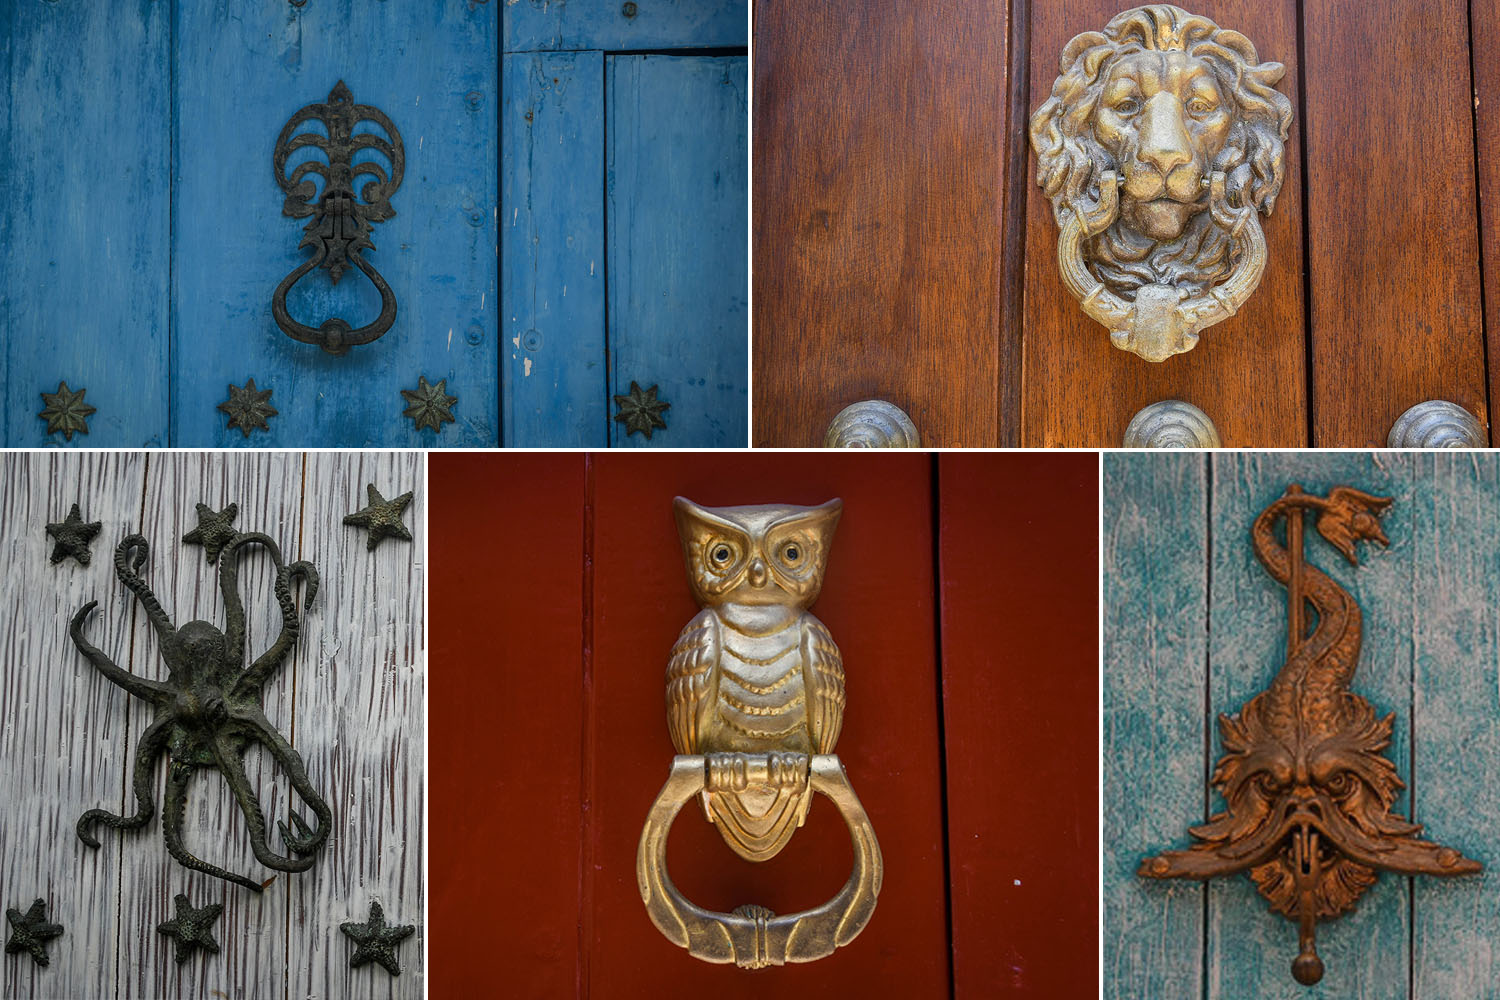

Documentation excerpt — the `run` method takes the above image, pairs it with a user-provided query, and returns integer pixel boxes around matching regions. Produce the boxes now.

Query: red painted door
[429,453,1098,997]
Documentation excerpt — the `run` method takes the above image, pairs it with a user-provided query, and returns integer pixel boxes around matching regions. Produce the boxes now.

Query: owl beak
[748,557,768,588]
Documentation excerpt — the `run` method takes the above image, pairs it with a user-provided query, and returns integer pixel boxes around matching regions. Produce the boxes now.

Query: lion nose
[748,558,768,587]
[1139,93,1193,176]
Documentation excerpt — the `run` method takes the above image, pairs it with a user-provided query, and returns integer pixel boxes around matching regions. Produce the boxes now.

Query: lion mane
[1030,5,1293,297]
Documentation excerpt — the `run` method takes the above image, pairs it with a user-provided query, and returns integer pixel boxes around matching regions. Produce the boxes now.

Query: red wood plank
[1476,0,1500,414]
[586,453,951,997]
[939,453,1100,998]
[428,453,588,998]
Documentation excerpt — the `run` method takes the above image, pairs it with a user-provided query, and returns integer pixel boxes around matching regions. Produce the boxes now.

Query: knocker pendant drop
[272,81,404,355]
[637,498,882,969]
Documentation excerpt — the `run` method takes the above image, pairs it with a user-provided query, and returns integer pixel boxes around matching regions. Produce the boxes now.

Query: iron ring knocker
[638,754,882,970]
[272,81,404,356]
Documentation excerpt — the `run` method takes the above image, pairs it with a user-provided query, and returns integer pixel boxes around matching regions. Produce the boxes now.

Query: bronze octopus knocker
[1141,484,1480,985]
[71,532,331,892]
[272,81,404,355]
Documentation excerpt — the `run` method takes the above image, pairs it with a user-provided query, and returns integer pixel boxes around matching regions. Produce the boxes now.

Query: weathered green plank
[1207,453,1419,1000]
[1103,453,1208,1000]
[1412,454,1499,994]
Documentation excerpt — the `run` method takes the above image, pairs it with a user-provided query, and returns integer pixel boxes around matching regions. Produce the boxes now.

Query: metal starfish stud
[38,381,97,441]
[400,375,458,433]
[5,899,63,968]
[613,381,670,439]
[46,503,102,566]
[217,379,278,438]
[340,901,415,976]
[182,502,240,563]
[156,894,222,965]
[343,484,414,551]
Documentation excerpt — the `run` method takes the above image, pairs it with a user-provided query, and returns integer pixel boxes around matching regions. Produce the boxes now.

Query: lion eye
[1188,98,1216,115]
[1113,97,1140,115]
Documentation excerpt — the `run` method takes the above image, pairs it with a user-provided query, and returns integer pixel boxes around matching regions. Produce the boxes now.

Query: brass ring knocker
[638,753,881,969]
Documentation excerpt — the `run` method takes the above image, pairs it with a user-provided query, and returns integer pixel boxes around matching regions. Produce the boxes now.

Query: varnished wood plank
[0,454,148,1000]
[1304,1,1487,446]
[752,0,1006,447]
[1475,0,1500,421]
[1022,2,1306,447]
[1102,453,1207,1000]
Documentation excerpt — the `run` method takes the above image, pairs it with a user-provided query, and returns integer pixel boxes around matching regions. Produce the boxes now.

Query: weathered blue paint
[172,1,497,447]
[1106,453,1497,998]
[504,0,746,53]
[607,54,747,448]
[502,50,606,446]
[2,0,170,447]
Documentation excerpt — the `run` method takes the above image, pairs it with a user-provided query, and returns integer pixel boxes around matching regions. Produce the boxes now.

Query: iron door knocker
[272,81,404,355]
[637,498,882,969]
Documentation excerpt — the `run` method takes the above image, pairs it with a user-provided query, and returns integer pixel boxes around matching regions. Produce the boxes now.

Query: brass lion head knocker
[637,498,881,968]
[1031,5,1292,362]
[1141,484,1480,985]
[272,81,404,356]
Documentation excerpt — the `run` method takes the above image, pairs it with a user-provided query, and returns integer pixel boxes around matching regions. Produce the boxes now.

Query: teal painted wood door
[1104,453,1500,998]
[1,1,746,447]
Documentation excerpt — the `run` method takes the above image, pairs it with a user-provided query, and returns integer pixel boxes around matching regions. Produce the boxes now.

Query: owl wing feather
[801,615,845,754]
[666,609,719,754]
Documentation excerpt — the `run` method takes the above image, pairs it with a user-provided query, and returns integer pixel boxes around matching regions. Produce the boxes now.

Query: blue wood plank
[1,1,170,446]
[501,50,607,447]
[1102,453,1208,1000]
[171,1,497,446]
[606,54,747,448]
[1207,454,1418,1000]
[1411,454,1500,994]
[504,0,745,53]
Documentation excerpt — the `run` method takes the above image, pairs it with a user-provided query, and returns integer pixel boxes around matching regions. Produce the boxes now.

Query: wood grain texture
[505,0,746,53]
[1475,0,1500,424]
[1303,1,1488,446]
[172,2,498,447]
[751,0,1006,447]
[937,453,1098,998]
[0,452,423,998]
[1,2,170,447]
[1101,453,1207,1000]
[1022,1,1307,447]
[607,55,748,448]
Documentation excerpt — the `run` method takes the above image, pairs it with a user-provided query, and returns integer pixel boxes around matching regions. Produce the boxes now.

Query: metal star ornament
[217,379,278,438]
[343,484,414,551]
[46,503,102,566]
[38,381,97,441]
[182,502,240,563]
[613,381,670,439]
[340,901,415,976]
[156,894,222,965]
[400,375,458,433]
[5,899,63,968]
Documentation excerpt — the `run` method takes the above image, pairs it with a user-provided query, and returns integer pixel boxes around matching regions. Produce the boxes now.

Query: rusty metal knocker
[272,81,404,355]
[637,498,882,968]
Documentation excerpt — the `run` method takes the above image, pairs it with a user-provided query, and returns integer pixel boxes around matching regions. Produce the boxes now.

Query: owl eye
[783,544,800,562]
[711,544,732,565]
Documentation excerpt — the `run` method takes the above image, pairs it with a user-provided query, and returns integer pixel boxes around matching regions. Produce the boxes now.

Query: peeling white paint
[523,357,533,377]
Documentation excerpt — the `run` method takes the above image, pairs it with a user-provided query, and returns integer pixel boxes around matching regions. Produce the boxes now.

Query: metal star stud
[217,378,278,438]
[343,484,414,552]
[340,901,415,976]
[613,381,670,439]
[182,502,240,563]
[5,899,63,968]
[38,381,97,441]
[400,375,457,433]
[46,503,102,566]
[156,894,222,965]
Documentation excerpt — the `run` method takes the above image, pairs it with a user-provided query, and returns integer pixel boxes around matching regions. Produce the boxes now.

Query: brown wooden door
[753,0,1498,447]
[428,452,1098,997]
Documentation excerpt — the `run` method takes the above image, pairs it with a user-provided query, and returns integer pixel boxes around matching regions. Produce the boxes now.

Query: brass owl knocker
[637,498,882,969]
[1030,5,1292,361]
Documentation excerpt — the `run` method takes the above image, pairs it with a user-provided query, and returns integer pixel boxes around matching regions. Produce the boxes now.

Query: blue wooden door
[1104,453,1500,998]
[2,1,745,447]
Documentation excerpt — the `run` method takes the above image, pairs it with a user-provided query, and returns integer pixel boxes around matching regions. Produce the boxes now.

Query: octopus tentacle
[69,601,172,703]
[207,734,317,873]
[114,536,175,646]
[222,533,319,698]
[77,714,171,847]
[161,760,268,893]
[232,706,333,857]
